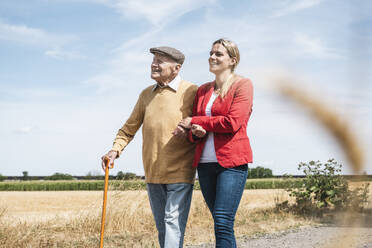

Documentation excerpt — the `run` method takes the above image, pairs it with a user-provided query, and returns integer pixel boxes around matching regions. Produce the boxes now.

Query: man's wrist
[109,150,119,157]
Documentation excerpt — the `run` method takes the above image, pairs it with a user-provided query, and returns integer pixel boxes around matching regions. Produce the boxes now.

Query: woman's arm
[187,87,207,143]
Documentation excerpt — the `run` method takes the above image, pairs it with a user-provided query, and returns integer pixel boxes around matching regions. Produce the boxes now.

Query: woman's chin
[209,67,218,74]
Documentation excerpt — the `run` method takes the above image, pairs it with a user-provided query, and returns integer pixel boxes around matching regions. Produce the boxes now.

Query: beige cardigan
[112,80,198,184]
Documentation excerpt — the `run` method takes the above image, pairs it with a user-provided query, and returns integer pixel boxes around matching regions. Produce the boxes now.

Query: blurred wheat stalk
[275,78,367,248]
[276,79,365,172]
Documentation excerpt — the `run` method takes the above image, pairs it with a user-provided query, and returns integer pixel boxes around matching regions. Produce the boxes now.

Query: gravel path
[186,225,372,248]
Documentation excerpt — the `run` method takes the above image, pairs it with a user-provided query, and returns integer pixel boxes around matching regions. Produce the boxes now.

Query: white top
[199,92,218,163]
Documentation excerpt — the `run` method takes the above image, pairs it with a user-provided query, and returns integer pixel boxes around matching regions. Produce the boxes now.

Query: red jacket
[189,78,253,168]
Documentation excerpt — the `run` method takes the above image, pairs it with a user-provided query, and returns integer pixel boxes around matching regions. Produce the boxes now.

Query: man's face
[151,54,180,85]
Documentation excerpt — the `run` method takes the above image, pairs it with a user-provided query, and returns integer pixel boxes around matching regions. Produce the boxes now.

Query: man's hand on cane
[101,150,117,171]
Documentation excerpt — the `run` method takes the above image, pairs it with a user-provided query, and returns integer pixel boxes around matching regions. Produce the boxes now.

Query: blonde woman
[177,38,253,247]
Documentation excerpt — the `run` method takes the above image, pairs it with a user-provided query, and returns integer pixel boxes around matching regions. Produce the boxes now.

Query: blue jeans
[197,163,248,248]
[147,183,193,248]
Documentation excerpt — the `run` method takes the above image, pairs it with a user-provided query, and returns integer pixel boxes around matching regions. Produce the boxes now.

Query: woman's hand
[178,117,192,129]
[191,124,206,138]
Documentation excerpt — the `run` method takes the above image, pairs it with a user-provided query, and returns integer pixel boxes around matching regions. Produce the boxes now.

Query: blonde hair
[213,38,240,98]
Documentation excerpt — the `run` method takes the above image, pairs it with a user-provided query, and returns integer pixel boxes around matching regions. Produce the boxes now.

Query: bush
[248,166,273,178]
[22,171,29,181]
[85,170,104,180]
[47,173,74,180]
[0,174,5,182]
[116,171,137,180]
[286,159,369,215]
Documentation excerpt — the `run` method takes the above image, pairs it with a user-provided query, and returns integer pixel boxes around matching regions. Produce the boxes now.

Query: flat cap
[150,46,185,65]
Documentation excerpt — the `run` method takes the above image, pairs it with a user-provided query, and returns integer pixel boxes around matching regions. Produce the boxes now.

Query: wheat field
[0,189,312,247]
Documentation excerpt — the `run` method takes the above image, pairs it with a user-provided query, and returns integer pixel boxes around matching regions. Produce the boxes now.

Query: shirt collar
[152,75,181,92]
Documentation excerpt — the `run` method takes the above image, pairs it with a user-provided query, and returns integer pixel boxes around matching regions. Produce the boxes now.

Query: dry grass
[0,190,311,247]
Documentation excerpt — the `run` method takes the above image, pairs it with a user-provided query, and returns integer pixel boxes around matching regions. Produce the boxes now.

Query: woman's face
[208,43,235,74]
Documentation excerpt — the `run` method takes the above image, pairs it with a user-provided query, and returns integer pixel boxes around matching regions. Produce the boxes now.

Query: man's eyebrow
[153,58,163,63]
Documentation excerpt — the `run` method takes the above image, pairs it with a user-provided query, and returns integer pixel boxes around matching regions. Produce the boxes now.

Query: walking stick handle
[100,157,112,248]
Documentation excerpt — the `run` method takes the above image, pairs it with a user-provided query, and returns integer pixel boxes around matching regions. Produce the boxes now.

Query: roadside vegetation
[276,159,370,216]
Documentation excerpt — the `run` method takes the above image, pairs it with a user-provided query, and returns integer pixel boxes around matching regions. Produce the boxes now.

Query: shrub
[85,170,104,180]
[22,171,29,181]
[248,166,273,178]
[47,173,74,180]
[0,174,5,182]
[286,159,369,215]
[347,182,370,212]
[116,171,137,180]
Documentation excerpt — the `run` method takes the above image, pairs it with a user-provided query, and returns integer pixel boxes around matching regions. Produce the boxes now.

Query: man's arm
[101,91,145,170]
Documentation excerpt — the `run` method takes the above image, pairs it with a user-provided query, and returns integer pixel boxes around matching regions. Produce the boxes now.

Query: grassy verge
[0,190,313,247]
[0,178,303,191]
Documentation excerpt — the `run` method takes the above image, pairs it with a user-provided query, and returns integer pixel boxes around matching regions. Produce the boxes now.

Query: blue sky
[0,0,371,176]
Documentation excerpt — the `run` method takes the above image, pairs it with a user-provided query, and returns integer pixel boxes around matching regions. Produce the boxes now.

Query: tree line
[1,166,275,181]
[2,167,370,182]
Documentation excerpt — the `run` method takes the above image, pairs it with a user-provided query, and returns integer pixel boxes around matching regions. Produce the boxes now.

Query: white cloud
[83,74,132,93]
[76,0,219,94]
[114,27,163,51]
[0,87,70,102]
[272,0,322,18]
[47,0,216,27]
[14,126,39,134]
[0,22,75,46]
[0,21,83,60]
[294,33,343,59]
[0,99,144,176]
[45,48,85,60]
[83,50,152,94]
[107,0,216,27]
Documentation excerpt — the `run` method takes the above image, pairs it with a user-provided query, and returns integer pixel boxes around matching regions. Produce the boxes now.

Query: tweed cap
[150,46,185,65]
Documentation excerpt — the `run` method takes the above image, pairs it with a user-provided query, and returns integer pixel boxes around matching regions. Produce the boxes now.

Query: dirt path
[187,225,372,248]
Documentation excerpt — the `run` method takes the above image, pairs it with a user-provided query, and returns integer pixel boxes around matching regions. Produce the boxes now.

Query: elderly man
[101,46,197,248]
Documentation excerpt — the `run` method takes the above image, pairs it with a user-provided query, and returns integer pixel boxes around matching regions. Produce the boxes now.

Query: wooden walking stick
[100,157,113,248]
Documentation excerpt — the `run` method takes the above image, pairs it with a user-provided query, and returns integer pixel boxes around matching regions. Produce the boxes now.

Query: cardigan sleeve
[191,80,253,134]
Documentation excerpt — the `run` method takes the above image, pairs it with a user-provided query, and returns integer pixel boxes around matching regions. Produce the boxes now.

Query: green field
[0,178,303,191]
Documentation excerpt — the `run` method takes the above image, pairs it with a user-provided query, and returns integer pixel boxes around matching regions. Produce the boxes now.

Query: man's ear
[173,64,181,74]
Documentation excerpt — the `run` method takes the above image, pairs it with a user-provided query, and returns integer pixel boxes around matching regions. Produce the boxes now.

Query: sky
[0,0,371,176]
